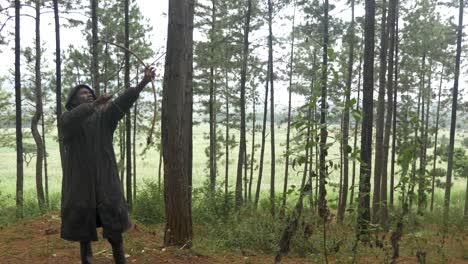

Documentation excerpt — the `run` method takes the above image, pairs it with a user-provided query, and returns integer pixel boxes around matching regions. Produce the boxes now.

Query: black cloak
[60,84,140,241]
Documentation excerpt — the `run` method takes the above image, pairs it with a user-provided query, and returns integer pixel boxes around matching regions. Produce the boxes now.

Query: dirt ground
[0,214,311,264]
[0,213,467,264]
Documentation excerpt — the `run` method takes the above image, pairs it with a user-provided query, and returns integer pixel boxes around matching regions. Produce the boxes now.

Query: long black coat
[60,86,140,242]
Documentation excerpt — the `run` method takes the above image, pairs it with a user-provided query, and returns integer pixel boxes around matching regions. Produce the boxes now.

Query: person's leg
[79,241,93,264]
[107,232,125,264]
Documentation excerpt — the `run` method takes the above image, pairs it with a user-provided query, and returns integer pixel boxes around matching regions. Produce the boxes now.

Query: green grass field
[0,122,466,215]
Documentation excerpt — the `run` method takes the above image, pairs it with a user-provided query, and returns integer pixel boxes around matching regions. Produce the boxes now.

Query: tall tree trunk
[133,100,137,202]
[430,66,444,212]
[124,0,132,210]
[163,0,194,246]
[209,0,217,193]
[358,0,376,239]
[390,7,399,208]
[350,51,363,206]
[91,0,100,97]
[267,0,276,217]
[338,0,355,223]
[280,0,296,218]
[372,0,388,223]
[444,0,463,231]
[184,0,195,239]
[41,112,49,208]
[318,0,329,219]
[380,0,397,225]
[224,66,230,197]
[31,0,46,212]
[419,61,432,215]
[15,0,24,219]
[53,0,64,168]
[235,0,252,209]
[248,88,256,202]
[255,65,269,208]
[417,52,427,215]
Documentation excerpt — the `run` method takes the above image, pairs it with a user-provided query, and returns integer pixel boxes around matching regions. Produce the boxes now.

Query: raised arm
[104,67,156,129]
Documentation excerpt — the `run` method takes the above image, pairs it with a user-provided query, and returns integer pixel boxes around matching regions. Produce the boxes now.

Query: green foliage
[192,182,235,223]
[132,181,165,225]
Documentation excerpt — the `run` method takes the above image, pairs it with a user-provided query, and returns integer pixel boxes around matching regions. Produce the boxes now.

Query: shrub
[132,181,165,225]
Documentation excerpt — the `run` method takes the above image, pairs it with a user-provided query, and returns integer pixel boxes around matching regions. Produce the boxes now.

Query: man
[60,67,155,264]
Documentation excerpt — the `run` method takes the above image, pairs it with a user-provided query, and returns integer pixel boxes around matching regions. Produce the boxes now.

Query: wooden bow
[98,40,162,147]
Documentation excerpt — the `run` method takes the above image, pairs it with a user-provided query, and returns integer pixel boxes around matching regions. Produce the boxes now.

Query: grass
[0,122,466,223]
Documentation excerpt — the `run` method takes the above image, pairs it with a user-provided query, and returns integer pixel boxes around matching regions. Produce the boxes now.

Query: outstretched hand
[93,94,113,106]
[143,66,156,83]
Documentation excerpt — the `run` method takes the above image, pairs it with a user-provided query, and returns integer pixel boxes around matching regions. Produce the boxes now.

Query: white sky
[0,0,466,110]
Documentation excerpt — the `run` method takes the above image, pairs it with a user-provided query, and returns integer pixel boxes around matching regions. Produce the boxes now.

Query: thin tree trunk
[235,0,252,209]
[133,100,137,202]
[255,69,269,208]
[224,66,230,197]
[41,112,49,208]
[358,0,376,240]
[280,1,296,218]
[338,0,355,223]
[417,52,427,215]
[419,61,432,215]
[209,0,217,193]
[380,0,397,225]
[430,66,444,212]
[350,51,363,206]
[91,0,99,97]
[15,0,24,219]
[373,0,388,223]
[248,89,256,202]
[53,0,64,169]
[318,0,329,219]
[31,0,46,212]
[267,0,276,217]
[444,0,463,231]
[390,7,399,207]
[124,0,132,210]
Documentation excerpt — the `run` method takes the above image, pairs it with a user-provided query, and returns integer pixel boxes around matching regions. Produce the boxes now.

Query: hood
[65,84,97,110]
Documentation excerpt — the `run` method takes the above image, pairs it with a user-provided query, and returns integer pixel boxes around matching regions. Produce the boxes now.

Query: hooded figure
[60,67,155,264]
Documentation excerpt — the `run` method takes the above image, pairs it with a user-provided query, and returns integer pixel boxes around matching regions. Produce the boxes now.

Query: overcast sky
[0,0,465,109]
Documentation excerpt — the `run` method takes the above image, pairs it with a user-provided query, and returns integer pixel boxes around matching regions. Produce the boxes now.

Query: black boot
[80,241,93,264]
[108,234,125,264]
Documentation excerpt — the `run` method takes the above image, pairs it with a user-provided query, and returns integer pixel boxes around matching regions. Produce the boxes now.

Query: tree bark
[390,7,399,208]
[357,0,376,240]
[350,51,363,206]
[124,0,132,210]
[91,0,100,97]
[53,0,65,169]
[15,0,24,219]
[380,0,397,225]
[430,66,444,212]
[248,85,256,202]
[444,0,463,231]
[280,1,296,218]
[31,0,46,212]
[42,112,49,207]
[224,66,230,197]
[372,0,388,223]
[338,0,355,223]
[162,0,194,246]
[209,0,217,193]
[255,64,269,209]
[267,0,276,217]
[235,0,252,209]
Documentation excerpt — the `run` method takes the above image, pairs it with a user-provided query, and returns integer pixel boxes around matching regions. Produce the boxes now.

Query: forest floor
[0,213,308,264]
[0,213,467,264]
